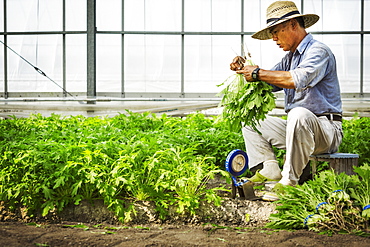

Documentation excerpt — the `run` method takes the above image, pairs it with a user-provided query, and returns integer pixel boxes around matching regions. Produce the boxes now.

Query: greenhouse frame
[0,0,369,117]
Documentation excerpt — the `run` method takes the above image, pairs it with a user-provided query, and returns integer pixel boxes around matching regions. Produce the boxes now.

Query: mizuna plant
[340,115,370,164]
[217,56,276,132]
[0,112,236,222]
[267,166,370,236]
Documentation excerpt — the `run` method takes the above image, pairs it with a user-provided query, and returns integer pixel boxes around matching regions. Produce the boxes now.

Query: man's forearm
[258,69,295,89]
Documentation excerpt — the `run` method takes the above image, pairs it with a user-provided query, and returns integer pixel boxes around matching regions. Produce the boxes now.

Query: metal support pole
[121,0,125,98]
[301,0,304,13]
[360,0,364,97]
[62,0,67,97]
[241,0,244,55]
[180,0,185,98]
[3,0,8,98]
[87,0,96,101]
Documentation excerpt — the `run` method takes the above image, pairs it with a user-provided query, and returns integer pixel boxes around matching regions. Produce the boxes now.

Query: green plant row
[0,111,369,225]
[0,111,244,221]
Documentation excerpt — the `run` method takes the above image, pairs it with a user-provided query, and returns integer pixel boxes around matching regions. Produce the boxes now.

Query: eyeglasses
[269,21,290,38]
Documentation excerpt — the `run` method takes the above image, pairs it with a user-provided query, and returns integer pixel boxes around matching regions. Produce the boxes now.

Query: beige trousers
[242,107,343,185]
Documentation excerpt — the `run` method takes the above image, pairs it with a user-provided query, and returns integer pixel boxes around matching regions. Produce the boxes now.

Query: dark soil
[1,221,370,247]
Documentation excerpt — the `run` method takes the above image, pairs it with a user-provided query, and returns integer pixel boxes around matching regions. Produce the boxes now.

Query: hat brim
[252,14,320,40]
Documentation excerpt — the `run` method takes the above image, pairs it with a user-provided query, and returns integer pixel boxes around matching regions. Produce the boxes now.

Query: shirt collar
[295,33,313,55]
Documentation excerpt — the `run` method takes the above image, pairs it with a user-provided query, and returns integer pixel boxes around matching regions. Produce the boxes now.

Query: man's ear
[291,19,298,29]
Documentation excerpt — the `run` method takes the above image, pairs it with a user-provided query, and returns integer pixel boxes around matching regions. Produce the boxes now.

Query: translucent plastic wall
[0,0,369,99]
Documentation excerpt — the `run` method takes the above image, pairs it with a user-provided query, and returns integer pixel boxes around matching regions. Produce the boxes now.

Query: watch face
[231,154,246,173]
[252,68,259,80]
[225,149,249,177]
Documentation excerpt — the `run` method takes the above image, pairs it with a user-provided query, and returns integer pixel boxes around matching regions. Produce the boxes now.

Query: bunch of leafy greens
[340,114,370,164]
[349,164,370,219]
[217,58,276,132]
[0,112,244,222]
[267,165,370,235]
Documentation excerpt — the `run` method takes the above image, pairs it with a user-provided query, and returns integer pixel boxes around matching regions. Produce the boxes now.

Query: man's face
[269,20,295,52]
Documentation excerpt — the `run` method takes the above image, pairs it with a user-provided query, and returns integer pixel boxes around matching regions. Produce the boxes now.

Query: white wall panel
[366,0,370,31]
[7,0,62,31]
[364,35,370,93]
[323,35,361,93]
[0,0,3,32]
[124,0,181,31]
[66,0,86,31]
[66,34,86,92]
[184,0,240,32]
[97,0,121,31]
[184,35,240,93]
[0,35,3,92]
[304,0,361,31]
[7,35,62,93]
[124,34,181,92]
[97,34,121,92]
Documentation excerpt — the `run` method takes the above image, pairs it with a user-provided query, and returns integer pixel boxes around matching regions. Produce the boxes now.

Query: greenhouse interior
[0,0,369,117]
[1,0,370,245]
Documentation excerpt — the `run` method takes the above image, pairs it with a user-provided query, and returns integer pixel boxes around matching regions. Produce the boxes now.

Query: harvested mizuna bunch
[267,168,370,235]
[349,164,370,219]
[217,56,275,133]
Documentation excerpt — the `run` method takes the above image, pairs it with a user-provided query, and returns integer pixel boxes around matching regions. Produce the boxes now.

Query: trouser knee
[287,107,314,123]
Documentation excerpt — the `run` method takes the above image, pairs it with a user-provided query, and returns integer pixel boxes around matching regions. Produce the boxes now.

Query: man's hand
[230,56,246,71]
[237,65,259,82]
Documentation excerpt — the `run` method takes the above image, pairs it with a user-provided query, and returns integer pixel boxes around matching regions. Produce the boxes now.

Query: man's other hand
[230,56,246,71]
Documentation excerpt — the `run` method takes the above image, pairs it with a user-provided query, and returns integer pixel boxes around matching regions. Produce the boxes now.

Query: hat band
[266,10,300,27]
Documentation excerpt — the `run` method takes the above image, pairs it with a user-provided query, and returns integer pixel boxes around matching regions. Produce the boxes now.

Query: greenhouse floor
[0,97,369,118]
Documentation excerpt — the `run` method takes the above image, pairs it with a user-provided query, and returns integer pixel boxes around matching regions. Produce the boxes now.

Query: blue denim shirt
[269,34,342,114]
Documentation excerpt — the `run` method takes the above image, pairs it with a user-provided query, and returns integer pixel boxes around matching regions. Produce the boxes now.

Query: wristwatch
[252,68,260,81]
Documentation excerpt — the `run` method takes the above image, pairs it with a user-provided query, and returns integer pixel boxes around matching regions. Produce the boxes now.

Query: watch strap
[252,67,260,81]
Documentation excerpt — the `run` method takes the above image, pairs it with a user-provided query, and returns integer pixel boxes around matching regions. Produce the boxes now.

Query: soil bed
[1,221,370,247]
[0,177,369,246]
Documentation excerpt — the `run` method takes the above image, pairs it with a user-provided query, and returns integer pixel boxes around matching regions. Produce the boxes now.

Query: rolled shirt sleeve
[290,45,330,92]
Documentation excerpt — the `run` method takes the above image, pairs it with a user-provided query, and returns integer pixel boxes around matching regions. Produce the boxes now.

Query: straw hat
[252,1,319,40]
